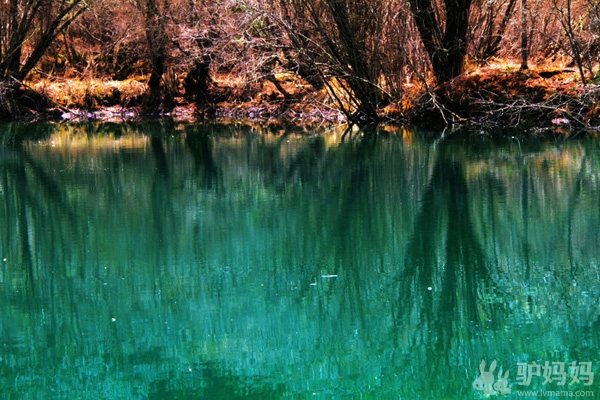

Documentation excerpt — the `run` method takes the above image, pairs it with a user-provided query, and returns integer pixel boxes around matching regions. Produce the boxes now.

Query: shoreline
[3,66,600,136]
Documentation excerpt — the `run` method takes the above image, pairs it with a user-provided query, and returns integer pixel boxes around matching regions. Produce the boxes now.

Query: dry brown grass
[18,58,600,129]
[428,62,600,128]
[30,77,147,110]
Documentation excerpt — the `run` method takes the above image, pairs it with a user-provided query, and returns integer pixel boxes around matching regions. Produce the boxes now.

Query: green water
[0,122,598,399]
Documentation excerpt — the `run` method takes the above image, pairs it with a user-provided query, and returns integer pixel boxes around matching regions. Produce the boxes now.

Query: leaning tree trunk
[0,0,86,81]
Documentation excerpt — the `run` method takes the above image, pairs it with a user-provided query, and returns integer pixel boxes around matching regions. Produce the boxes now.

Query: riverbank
[3,63,600,135]
[429,65,600,134]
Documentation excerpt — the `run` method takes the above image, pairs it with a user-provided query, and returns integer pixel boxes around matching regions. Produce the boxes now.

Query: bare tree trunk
[0,0,86,81]
[142,0,168,105]
[520,0,529,70]
[474,0,518,61]
[17,1,86,81]
[408,0,473,83]
[555,0,588,85]
[4,0,24,78]
[275,0,389,123]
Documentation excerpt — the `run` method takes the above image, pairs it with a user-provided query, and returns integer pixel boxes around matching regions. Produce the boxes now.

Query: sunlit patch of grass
[211,73,247,90]
[30,77,147,110]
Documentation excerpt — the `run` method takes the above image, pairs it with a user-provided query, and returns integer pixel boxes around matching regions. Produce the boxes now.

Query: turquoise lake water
[0,122,598,399]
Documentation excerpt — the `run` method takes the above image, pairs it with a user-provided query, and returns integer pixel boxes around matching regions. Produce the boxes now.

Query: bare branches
[0,0,87,81]
[455,84,599,128]
[470,0,518,61]
[272,0,406,123]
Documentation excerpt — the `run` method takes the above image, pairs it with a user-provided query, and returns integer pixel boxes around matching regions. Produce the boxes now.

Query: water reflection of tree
[3,125,600,398]
[184,125,220,190]
[1,139,83,296]
[396,140,496,396]
[149,128,171,270]
[0,133,89,395]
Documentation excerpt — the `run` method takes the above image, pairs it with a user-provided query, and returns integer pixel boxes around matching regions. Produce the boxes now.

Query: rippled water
[0,122,598,399]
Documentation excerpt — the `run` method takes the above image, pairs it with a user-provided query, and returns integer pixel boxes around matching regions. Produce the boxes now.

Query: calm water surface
[0,122,599,399]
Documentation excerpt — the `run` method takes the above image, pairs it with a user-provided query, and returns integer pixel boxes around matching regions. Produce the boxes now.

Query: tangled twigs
[0,81,17,117]
[427,69,600,130]
[467,89,600,128]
